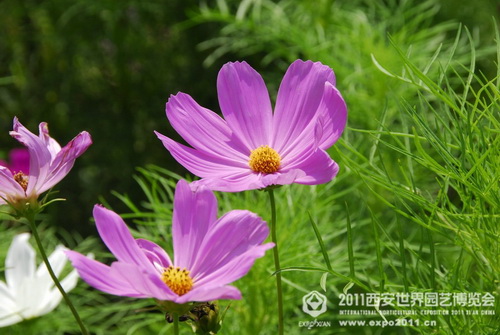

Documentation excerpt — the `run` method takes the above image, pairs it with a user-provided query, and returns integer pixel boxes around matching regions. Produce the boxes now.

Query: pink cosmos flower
[0,118,92,206]
[0,148,30,175]
[65,180,274,304]
[155,60,347,192]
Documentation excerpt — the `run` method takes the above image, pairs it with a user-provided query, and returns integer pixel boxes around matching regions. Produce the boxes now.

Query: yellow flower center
[248,145,281,174]
[161,266,193,296]
[13,172,28,191]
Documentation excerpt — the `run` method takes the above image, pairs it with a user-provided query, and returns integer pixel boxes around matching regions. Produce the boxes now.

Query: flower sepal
[2,192,65,221]
[2,194,40,220]
[258,184,282,192]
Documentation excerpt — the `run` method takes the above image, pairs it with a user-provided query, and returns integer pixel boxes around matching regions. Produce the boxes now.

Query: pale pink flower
[0,118,92,206]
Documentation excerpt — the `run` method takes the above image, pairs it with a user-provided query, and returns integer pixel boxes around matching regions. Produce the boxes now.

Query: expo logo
[302,291,328,317]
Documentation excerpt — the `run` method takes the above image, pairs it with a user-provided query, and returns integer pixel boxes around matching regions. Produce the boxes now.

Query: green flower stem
[26,213,89,335]
[267,189,284,335]
[173,313,180,335]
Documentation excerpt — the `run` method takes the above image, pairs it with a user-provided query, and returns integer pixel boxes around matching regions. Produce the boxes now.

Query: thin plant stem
[345,202,355,279]
[26,213,89,335]
[396,214,409,293]
[173,313,179,335]
[267,189,284,335]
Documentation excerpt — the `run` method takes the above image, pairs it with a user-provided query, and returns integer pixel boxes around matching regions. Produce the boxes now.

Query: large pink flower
[155,60,347,192]
[66,180,273,304]
[0,118,92,205]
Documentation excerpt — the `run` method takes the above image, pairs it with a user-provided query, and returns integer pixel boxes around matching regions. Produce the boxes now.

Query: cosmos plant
[0,117,92,334]
[156,59,347,334]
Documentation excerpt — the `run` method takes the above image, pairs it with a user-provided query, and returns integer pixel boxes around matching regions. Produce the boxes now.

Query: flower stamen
[13,172,28,191]
[248,145,281,174]
[161,266,193,296]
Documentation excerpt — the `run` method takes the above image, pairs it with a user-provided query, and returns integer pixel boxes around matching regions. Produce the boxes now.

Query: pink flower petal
[292,149,340,185]
[111,262,175,300]
[190,210,272,285]
[172,180,217,269]
[37,131,92,194]
[276,124,316,162]
[65,250,147,297]
[272,60,336,153]
[10,118,52,196]
[195,244,274,289]
[261,169,306,187]
[217,61,273,149]
[93,205,157,274]
[166,93,249,161]
[192,169,306,192]
[191,171,263,192]
[0,167,25,204]
[155,132,248,177]
[315,83,347,150]
[136,239,172,269]
[38,122,61,158]
[176,285,241,304]
[277,82,345,161]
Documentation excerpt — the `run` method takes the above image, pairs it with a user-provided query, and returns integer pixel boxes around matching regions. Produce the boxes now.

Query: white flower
[0,233,79,327]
